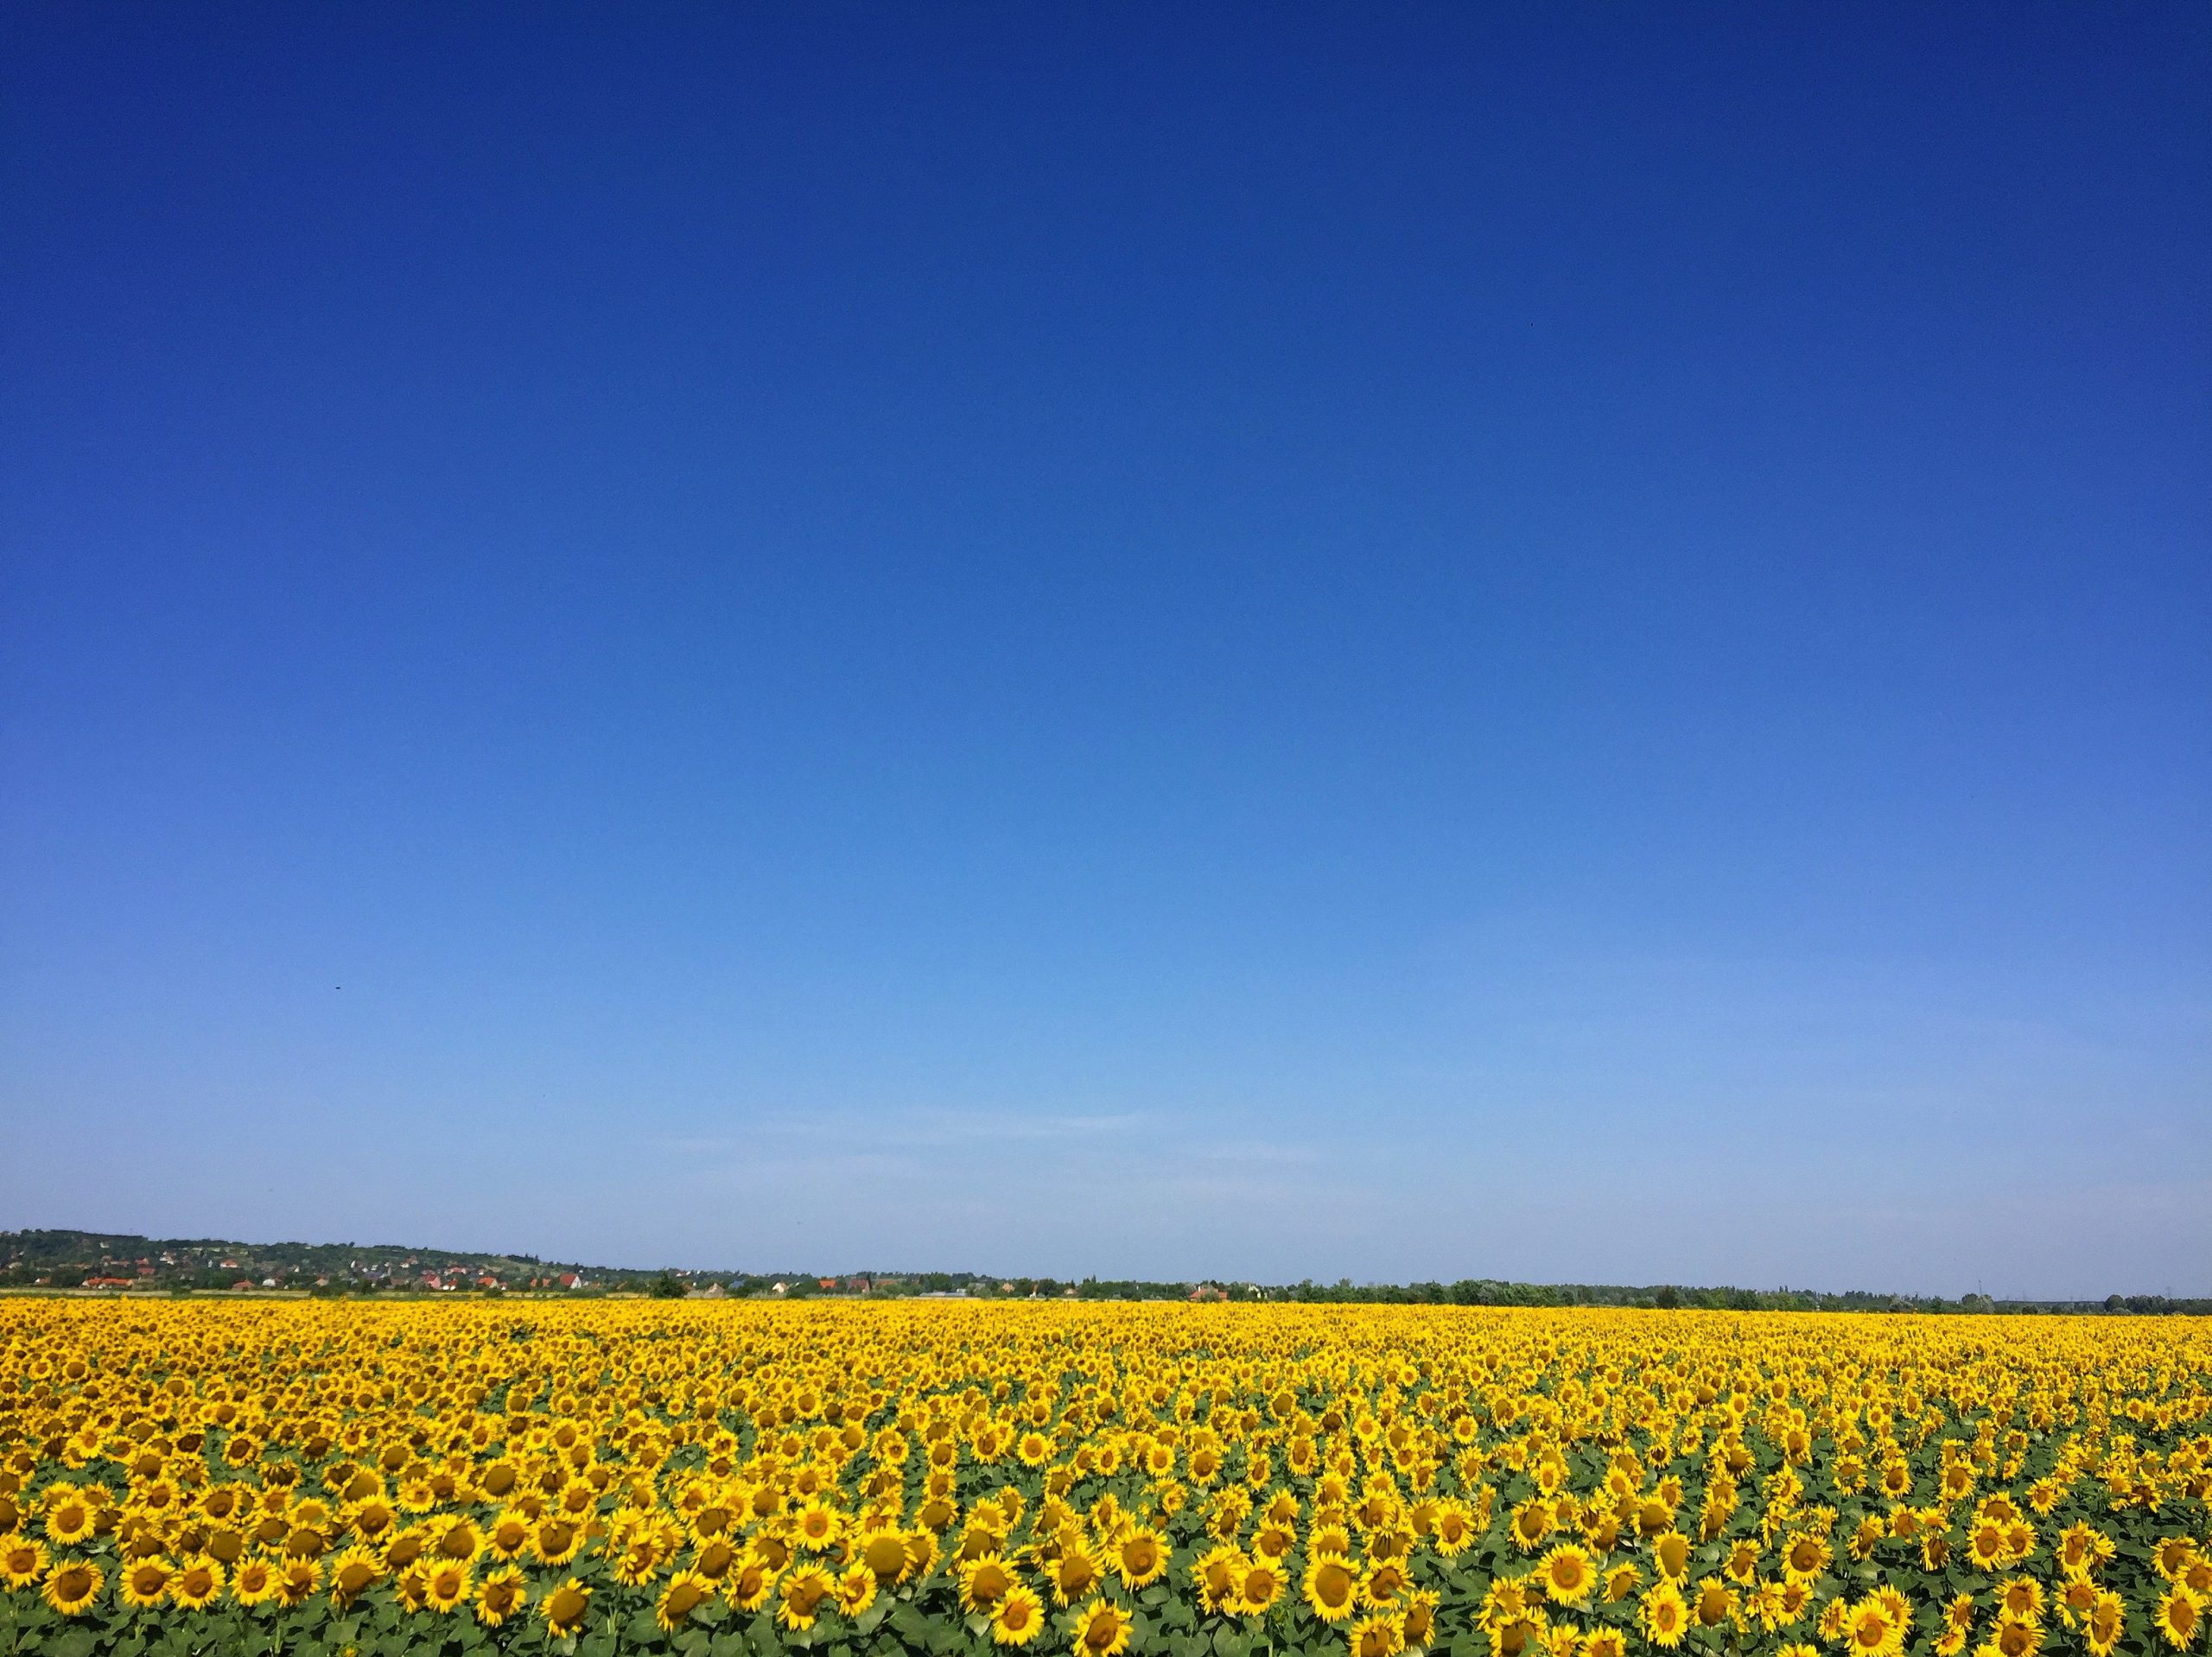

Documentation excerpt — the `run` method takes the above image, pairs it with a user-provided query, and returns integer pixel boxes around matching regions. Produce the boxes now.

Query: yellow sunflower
[1306,1552,1361,1622]
[1641,1580,1690,1649]
[730,1553,781,1611]
[2085,1592,2126,1657]
[529,1516,582,1567]
[2152,1586,2201,1652]
[658,1568,716,1632]
[170,1558,225,1610]
[542,1577,592,1638]
[778,1563,836,1631]
[1195,1544,1243,1615]
[423,1559,472,1613]
[1511,1498,1555,1553]
[42,1493,98,1548]
[3,1535,51,1590]
[993,1583,1047,1647]
[794,1496,844,1552]
[1844,1596,1905,1657]
[232,1555,280,1607]
[1234,1556,1286,1616]
[960,1552,1016,1612]
[1402,1589,1439,1648]
[862,1528,914,1585]
[276,1558,320,1608]
[42,1559,103,1616]
[119,1555,173,1609]
[836,1562,878,1619]
[1071,1597,1134,1657]
[1539,1544,1596,1606]
[476,1565,527,1627]
[1116,1527,1168,1590]
[328,1545,381,1606]
[1351,1609,1407,1657]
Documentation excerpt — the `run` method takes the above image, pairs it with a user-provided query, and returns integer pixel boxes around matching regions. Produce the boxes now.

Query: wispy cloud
[651,1108,1147,1158]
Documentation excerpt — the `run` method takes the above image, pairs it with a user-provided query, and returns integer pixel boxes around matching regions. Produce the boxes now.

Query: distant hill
[0,1228,1014,1299]
[0,1227,778,1295]
[3,1228,2201,1312]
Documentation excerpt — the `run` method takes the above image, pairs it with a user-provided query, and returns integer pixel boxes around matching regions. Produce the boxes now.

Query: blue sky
[3,4,2207,1297]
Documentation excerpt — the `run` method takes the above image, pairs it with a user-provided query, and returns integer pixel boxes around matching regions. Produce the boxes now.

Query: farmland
[1,1302,2207,1657]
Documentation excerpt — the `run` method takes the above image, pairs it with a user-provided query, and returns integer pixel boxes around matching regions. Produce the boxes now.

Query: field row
[2,1302,2208,1657]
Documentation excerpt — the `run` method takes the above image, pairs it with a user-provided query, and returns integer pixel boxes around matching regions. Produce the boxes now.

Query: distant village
[7,1228,2194,1314]
[0,1230,1261,1302]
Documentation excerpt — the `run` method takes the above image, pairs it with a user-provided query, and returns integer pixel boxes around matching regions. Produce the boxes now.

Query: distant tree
[1654,1286,1681,1309]
[650,1272,688,1299]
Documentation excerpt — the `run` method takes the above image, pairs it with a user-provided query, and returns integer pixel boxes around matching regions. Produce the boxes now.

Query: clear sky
[3,4,2207,1298]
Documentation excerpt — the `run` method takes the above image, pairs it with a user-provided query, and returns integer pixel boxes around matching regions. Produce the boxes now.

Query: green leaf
[891,1605,933,1642]
[753,1611,787,1657]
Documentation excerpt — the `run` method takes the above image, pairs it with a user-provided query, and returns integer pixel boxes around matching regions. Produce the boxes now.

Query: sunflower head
[42,1559,103,1616]
[542,1578,592,1638]
[1072,1597,1133,1657]
[476,1565,527,1627]
[992,1584,1046,1647]
[2152,1587,2200,1653]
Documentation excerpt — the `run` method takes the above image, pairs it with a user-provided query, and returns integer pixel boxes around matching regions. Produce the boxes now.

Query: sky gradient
[3,3,2208,1297]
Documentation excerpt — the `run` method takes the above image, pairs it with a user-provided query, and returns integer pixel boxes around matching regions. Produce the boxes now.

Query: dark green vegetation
[3,1229,2202,1313]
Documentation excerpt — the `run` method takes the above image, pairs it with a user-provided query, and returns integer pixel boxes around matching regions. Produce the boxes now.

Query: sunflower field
[2,1302,2209,1657]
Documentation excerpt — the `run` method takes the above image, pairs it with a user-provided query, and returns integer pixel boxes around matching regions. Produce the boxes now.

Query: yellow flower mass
[0,1299,2206,1655]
